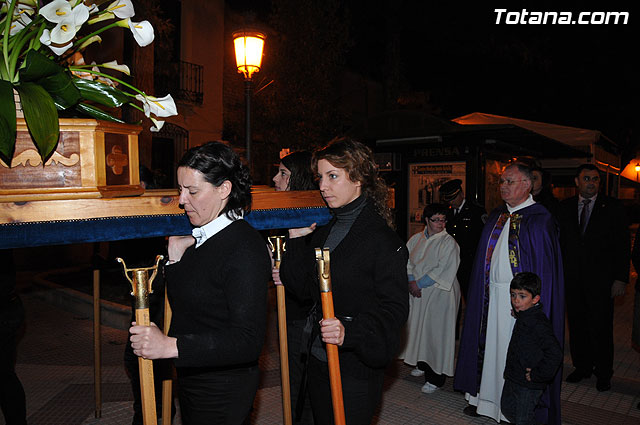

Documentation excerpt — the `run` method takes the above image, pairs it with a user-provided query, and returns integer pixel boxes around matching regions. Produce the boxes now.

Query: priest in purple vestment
[454,162,564,425]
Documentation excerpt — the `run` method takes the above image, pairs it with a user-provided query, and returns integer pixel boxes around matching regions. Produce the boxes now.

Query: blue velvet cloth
[0,207,331,249]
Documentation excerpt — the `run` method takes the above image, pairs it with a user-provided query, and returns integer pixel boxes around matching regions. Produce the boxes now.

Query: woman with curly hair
[279,137,409,424]
[129,141,271,425]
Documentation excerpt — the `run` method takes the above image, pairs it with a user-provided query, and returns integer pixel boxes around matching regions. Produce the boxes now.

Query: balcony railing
[155,60,204,105]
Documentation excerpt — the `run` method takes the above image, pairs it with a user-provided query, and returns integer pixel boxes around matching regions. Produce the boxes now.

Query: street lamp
[233,30,266,169]
[635,163,640,181]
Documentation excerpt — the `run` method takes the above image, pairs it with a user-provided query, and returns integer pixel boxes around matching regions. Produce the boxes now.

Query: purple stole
[476,212,524,390]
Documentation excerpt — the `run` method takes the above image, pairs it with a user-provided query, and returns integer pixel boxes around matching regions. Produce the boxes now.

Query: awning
[353,110,591,159]
[453,112,616,155]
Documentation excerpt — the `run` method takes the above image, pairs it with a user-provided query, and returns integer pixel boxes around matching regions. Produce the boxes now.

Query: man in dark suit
[439,179,486,301]
[558,163,629,392]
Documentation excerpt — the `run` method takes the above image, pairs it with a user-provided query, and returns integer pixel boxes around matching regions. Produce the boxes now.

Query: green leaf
[0,80,17,165]
[73,78,130,108]
[75,102,126,123]
[19,50,63,82]
[16,82,59,162]
[38,71,81,110]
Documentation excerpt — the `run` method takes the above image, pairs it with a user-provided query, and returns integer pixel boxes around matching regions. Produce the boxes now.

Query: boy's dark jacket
[504,303,563,389]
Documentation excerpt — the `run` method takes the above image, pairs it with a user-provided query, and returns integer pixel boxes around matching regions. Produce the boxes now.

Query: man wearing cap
[454,162,564,425]
[439,179,486,301]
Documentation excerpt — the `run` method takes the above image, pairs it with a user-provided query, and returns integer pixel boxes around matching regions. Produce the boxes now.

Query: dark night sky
[229,1,639,155]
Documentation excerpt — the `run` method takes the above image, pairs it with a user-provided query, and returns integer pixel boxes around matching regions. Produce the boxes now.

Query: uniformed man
[439,179,486,300]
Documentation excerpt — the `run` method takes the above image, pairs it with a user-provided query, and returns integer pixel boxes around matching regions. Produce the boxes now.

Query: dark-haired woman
[129,141,271,425]
[279,138,409,424]
[272,150,317,424]
[399,203,461,394]
[273,150,316,192]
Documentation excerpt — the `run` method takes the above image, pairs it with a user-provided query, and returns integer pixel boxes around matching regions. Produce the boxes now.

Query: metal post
[244,78,253,168]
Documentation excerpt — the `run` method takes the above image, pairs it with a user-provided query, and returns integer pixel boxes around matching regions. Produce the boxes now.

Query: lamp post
[635,163,640,182]
[233,30,266,169]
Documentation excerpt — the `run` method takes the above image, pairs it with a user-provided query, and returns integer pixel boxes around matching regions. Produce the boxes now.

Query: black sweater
[504,303,563,389]
[280,201,409,378]
[165,220,271,370]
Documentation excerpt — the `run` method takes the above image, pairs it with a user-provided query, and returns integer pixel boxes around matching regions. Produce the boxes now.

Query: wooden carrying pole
[117,256,164,425]
[93,269,101,419]
[268,236,293,425]
[162,286,173,425]
[315,248,346,425]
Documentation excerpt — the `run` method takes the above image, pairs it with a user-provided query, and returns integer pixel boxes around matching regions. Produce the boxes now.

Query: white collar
[457,199,466,211]
[578,193,598,203]
[423,227,447,240]
[507,194,536,213]
[192,214,237,248]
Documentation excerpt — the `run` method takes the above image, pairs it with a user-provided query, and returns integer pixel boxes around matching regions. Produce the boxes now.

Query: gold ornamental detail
[0,149,80,168]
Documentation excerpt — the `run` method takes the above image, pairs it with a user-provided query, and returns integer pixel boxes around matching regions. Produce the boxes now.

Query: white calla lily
[150,117,165,132]
[135,94,178,118]
[107,0,135,19]
[39,0,72,23]
[2,0,181,166]
[46,2,90,44]
[39,29,74,55]
[49,16,78,44]
[128,19,154,47]
[9,5,34,36]
[76,35,102,52]
[72,3,90,24]
[100,61,130,76]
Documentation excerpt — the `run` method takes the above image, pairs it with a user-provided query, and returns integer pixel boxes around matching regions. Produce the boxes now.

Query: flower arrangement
[0,0,178,166]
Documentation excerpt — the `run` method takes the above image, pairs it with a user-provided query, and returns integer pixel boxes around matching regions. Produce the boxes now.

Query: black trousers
[287,318,314,424]
[417,362,446,387]
[566,277,614,379]
[0,297,27,425]
[500,379,543,425]
[307,356,384,425]
[176,365,259,425]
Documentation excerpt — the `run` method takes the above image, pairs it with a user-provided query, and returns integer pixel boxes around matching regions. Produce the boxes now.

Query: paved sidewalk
[3,271,640,425]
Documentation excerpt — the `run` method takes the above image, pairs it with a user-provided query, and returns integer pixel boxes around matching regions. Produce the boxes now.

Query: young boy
[501,272,563,425]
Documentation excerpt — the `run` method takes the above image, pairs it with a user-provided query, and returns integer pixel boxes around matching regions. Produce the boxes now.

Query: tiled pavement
[3,270,640,425]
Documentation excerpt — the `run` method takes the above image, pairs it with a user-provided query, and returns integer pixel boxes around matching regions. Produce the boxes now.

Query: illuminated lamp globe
[233,30,266,80]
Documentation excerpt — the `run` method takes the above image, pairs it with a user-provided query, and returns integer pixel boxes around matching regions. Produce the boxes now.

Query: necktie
[579,199,591,235]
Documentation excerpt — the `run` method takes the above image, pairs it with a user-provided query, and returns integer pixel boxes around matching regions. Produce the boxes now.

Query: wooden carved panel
[0,131,82,188]
[105,133,130,186]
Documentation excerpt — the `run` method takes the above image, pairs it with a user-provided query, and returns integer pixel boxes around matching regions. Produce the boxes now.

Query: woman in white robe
[399,203,461,394]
